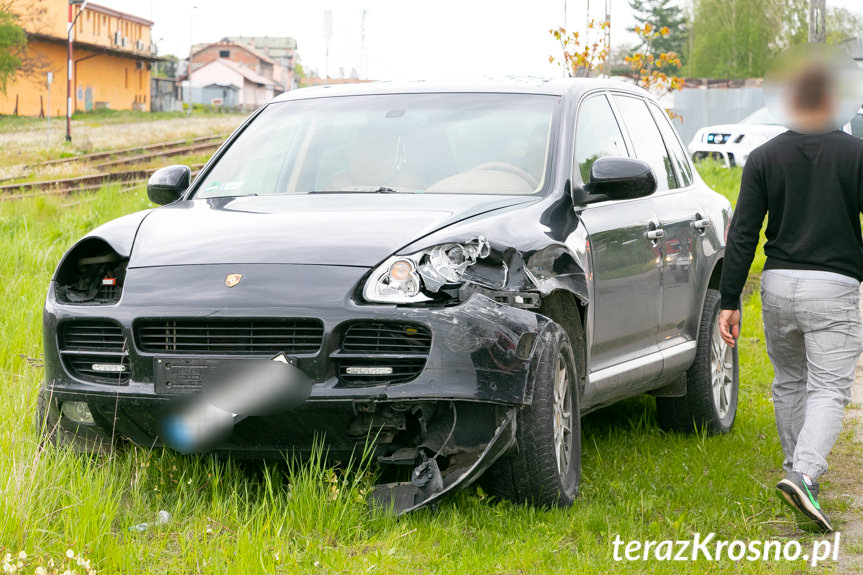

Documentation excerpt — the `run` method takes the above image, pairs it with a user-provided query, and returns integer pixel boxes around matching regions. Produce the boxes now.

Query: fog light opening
[62,401,95,424]
[345,366,394,376]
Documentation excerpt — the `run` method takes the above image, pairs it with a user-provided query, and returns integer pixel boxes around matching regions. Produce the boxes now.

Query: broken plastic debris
[129,510,171,532]
[419,236,491,292]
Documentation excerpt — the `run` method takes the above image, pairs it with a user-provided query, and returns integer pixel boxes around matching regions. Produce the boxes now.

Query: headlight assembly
[363,236,492,304]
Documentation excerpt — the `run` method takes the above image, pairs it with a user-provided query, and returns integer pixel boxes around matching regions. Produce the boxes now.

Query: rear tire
[656,289,739,434]
[483,325,582,506]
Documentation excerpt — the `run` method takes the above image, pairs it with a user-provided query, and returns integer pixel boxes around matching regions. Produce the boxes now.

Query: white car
[688,107,786,168]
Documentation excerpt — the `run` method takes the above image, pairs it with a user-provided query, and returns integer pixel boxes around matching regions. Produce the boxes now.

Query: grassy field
[0,164,851,574]
[0,110,246,171]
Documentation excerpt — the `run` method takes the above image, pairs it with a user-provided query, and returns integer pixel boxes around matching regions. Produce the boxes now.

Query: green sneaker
[776,471,833,533]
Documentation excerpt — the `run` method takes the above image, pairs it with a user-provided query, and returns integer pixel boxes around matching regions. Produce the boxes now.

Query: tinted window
[574,95,628,183]
[613,95,676,192]
[649,103,693,188]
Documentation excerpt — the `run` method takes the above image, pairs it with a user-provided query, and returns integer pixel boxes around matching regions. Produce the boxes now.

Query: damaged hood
[129,194,537,268]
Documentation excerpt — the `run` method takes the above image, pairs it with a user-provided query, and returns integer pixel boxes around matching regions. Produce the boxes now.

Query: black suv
[41,79,736,513]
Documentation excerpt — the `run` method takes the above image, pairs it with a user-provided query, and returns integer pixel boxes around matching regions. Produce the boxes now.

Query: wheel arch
[537,290,587,397]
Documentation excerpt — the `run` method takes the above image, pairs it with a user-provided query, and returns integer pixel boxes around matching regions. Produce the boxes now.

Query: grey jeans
[760,270,862,480]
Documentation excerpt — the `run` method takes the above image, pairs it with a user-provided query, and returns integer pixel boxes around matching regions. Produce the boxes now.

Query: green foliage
[0,8,26,94]
[628,0,688,67]
[152,54,179,79]
[687,0,808,78]
[827,7,863,45]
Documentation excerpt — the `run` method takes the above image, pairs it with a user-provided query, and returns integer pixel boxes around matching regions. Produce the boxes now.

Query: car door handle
[645,229,665,240]
[692,219,712,230]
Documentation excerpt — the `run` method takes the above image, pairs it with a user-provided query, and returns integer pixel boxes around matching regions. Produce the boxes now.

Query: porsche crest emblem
[225,273,243,288]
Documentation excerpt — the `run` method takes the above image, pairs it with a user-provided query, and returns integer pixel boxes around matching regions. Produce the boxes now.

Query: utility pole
[809,0,826,43]
[323,10,333,84]
[66,0,88,142]
[604,0,611,77]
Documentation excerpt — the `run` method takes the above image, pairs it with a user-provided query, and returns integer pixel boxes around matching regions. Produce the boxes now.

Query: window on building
[219,50,231,58]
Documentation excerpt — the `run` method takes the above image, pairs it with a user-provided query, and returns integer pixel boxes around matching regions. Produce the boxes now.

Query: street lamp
[66,0,89,142]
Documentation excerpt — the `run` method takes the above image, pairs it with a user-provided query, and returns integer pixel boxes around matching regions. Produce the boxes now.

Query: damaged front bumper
[43,263,555,512]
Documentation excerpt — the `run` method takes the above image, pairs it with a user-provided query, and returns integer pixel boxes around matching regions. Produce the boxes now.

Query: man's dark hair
[791,66,832,112]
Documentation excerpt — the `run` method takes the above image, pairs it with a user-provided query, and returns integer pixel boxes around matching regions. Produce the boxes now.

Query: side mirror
[148,165,191,205]
[580,157,657,203]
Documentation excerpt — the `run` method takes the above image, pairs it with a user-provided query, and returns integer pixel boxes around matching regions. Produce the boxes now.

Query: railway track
[0,163,207,201]
[0,134,225,199]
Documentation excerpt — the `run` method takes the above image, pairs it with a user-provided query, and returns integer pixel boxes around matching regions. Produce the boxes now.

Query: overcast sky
[98,0,863,81]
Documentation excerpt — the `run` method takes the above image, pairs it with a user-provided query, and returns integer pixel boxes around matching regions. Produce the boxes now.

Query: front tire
[657,289,739,434]
[483,326,582,506]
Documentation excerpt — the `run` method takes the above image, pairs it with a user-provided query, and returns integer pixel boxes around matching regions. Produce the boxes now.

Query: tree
[628,0,688,67]
[826,7,863,45]
[687,0,807,78]
[549,20,610,78]
[0,7,26,94]
[625,24,683,117]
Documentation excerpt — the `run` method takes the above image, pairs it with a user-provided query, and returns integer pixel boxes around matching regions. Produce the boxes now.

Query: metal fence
[669,88,765,146]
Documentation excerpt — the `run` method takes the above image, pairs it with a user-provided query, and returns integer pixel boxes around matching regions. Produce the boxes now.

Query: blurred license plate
[153,356,295,394]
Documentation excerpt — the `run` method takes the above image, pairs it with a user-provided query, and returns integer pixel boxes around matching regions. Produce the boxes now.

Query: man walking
[718,62,863,533]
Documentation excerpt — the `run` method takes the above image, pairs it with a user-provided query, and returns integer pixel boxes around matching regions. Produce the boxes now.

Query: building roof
[87,3,153,27]
[191,41,275,65]
[193,59,274,86]
[225,36,297,59]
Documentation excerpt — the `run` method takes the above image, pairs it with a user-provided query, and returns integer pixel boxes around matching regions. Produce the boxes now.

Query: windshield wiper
[309,187,400,194]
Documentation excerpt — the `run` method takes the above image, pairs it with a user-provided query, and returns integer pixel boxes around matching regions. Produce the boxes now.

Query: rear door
[572,93,663,396]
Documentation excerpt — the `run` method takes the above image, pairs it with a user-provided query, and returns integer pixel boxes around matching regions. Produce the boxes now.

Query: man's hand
[718,309,741,347]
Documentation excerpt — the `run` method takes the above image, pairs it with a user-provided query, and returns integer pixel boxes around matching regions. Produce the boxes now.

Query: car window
[574,94,628,183]
[193,93,558,198]
[648,103,693,188]
[613,95,676,192]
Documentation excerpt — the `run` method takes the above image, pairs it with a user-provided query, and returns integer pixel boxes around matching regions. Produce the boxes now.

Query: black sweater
[720,130,863,310]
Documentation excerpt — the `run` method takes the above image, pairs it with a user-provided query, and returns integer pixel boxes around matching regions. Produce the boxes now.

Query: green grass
[0,109,228,133]
[0,168,842,574]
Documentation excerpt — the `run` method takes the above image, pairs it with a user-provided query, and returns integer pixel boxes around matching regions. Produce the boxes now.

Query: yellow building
[0,0,156,117]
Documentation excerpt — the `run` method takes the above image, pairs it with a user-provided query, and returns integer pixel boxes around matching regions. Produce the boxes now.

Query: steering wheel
[470,162,539,190]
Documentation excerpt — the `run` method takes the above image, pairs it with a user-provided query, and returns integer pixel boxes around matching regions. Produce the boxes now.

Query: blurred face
[763,44,862,135]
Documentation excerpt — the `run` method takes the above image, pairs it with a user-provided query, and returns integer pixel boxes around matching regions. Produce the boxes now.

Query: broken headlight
[363,236,492,304]
[55,238,128,305]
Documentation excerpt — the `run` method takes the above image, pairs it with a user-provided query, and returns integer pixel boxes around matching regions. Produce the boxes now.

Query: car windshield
[193,92,557,198]
[740,107,784,126]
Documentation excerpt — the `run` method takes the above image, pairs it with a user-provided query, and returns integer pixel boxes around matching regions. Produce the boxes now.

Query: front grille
[58,320,129,384]
[60,321,126,351]
[342,323,432,354]
[135,319,325,355]
[337,322,432,387]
